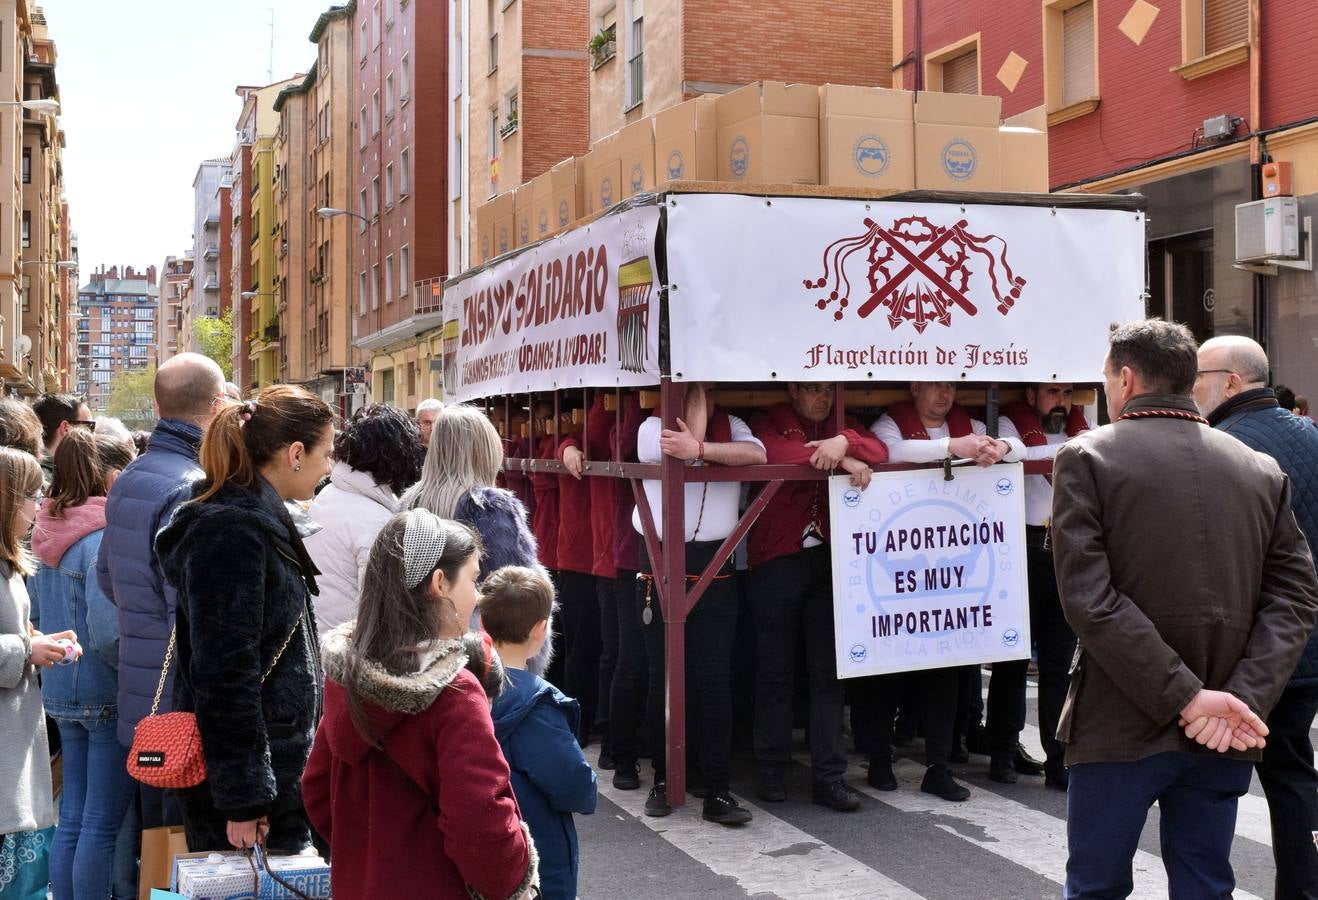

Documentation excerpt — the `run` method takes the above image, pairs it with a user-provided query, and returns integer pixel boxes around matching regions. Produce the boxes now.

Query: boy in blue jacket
[482,566,597,900]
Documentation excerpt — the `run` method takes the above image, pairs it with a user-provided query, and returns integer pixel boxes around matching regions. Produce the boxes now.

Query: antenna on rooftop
[266,8,275,83]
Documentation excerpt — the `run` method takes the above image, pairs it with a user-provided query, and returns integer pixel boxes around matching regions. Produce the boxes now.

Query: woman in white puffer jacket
[305,404,424,636]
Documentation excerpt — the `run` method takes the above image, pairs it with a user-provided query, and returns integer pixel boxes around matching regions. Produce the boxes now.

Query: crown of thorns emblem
[803,215,1026,333]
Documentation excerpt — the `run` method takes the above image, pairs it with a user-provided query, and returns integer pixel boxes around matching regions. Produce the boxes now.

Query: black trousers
[1257,682,1318,899]
[855,667,958,767]
[749,546,848,785]
[609,569,647,766]
[985,537,1076,766]
[640,541,738,793]
[595,576,618,739]
[557,569,602,741]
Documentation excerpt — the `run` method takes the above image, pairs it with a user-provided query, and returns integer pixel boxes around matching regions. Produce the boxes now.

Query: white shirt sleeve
[971,417,1026,462]
[636,416,662,463]
[998,416,1060,460]
[871,414,951,463]
[727,413,765,450]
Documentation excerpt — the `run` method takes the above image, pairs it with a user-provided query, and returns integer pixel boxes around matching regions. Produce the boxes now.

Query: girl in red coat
[303,509,539,899]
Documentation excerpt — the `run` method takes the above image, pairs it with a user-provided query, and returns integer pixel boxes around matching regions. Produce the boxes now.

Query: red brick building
[893,0,1318,388]
[351,0,448,405]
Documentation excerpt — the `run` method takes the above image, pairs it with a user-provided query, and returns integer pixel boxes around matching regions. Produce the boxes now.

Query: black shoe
[921,764,970,801]
[866,761,897,791]
[612,762,640,791]
[989,753,1018,784]
[964,723,990,756]
[1044,763,1069,791]
[1013,743,1045,775]
[948,739,969,764]
[755,769,786,803]
[598,746,616,771]
[702,790,752,825]
[644,783,672,817]
[812,779,862,812]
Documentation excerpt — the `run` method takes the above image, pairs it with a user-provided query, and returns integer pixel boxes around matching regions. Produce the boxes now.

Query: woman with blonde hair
[402,405,550,672]
[155,385,335,854]
[0,446,69,896]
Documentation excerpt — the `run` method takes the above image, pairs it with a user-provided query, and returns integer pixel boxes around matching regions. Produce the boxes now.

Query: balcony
[500,112,519,139]
[203,244,220,260]
[203,277,219,292]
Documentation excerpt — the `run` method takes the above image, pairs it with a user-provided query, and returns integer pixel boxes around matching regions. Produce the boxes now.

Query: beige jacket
[1051,393,1318,766]
[0,561,54,833]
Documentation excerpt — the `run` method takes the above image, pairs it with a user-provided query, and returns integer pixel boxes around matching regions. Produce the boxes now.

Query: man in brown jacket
[1051,319,1318,899]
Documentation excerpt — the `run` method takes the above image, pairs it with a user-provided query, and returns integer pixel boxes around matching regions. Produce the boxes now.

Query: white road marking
[596,778,926,900]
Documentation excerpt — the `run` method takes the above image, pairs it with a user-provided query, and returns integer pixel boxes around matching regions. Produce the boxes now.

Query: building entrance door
[1147,231,1215,343]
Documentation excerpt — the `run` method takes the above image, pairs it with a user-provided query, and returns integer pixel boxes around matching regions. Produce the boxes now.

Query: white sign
[441,206,662,402]
[828,464,1030,678]
[666,194,1145,384]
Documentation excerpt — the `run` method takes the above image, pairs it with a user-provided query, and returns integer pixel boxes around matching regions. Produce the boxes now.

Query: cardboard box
[529,171,555,241]
[999,126,1049,192]
[513,181,535,248]
[819,83,915,191]
[716,81,820,185]
[171,850,331,899]
[474,199,496,264]
[490,190,516,258]
[655,95,718,183]
[139,826,189,900]
[1004,104,1047,132]
[617,118,657,198]
[548,156,583,232]
[914,91,1002,190]
[583,133,622,215]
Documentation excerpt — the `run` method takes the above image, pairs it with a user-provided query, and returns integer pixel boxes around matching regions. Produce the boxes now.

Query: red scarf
[886,400,973,440]
[653,402,733,444]
[1001,402,1089,447]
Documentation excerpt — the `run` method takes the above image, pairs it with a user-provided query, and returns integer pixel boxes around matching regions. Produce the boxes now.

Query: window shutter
[1062,1,1096,105]
[1205,0,1248,54]
[942,50,978,94]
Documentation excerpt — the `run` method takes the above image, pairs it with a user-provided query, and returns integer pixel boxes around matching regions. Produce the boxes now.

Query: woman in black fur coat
[401,404,551,674]
[156,385,335,854]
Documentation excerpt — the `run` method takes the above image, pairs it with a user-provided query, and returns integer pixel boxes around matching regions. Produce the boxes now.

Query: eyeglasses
[1195,369,1236,379]
[71,420,96,429]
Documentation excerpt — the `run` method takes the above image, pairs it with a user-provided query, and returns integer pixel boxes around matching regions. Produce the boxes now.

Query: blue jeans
[50,718,135,900]
[1066,750,1253,899]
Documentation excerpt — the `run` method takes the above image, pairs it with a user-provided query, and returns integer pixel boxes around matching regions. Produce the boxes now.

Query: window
[400,147,411,196]
[360,18,368,62]
[21,210,29,248]
[384,254,395,302]
[21,148,29,183]
[359,188,369,228]
[400,245,410,298]
[359,271,367,313]
[372,91,381,134]
[400,54,410,100]
[380,367,395,404]
[488,0,499,73]
[385,73,395,119]
[925,35,980,94]
[359,106,368,145]
[626,1,644,108]
[1175,0,1249,79]
[385,163,395,208]
[21,275,29,312]
[371,263,381,309]
[372,176,381,216]
[451,136,462,199]
[1044,1,1099,123]
[372,1,381,46]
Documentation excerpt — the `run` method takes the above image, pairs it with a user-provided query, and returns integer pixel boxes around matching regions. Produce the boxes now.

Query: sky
[48,0,336,283]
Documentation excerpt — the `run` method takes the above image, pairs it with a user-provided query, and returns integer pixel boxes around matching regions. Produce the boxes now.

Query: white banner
[441,205,662,401]
[828,464,1030,678]
[666,194,1145,383]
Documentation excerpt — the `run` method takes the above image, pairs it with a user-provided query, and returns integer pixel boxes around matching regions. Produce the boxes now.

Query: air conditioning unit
[1235,197,1300,263]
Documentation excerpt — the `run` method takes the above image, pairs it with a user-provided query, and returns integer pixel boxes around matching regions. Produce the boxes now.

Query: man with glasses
[32,393,95,485]
[1194,335,1318,899]
[96,353,226,847]
[863,383,1026,802]
[748,381,887,811]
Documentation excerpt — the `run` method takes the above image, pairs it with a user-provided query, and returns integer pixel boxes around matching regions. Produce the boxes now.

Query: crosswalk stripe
[1018,722,1275,849]
[596,779,926,900]
[828,755,1265,900]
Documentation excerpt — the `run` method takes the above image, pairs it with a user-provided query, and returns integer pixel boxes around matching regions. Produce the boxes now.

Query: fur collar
[321,622,470,714]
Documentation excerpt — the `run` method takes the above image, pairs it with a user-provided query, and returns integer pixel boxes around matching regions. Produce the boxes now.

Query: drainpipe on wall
[1248,0,1267,352]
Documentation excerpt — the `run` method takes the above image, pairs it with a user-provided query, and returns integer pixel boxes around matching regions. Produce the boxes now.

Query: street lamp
[0,99,60,115]
[316,206,369,224]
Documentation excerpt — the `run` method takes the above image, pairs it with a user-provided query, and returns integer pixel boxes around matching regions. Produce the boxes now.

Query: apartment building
[156,254,192,366]
[351,0,448,412]
[275,77,309,388]
[185,158,230,353]
[894,0,1318,389]
[76,265,158,410]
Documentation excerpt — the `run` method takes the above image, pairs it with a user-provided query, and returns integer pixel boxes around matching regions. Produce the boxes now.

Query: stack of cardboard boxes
[472,81,1049,264]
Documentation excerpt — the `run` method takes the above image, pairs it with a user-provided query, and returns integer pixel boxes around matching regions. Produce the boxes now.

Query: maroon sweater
[530,436,560,570]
